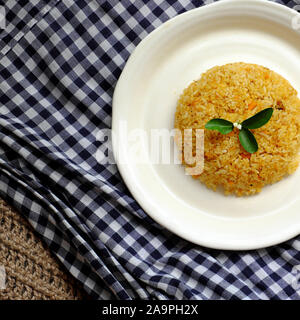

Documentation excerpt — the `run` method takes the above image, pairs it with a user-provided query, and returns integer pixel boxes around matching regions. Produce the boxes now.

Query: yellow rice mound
[174,62,300,196]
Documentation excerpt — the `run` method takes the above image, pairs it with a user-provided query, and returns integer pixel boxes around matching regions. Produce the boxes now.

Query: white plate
[112,0,300,250]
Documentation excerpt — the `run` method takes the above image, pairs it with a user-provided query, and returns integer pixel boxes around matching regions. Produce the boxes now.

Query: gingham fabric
[0,0,299,300]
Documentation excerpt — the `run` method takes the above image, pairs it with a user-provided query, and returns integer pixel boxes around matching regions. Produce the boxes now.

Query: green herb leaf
[242,108,273,129]
[205,119,233,135]
[239,128,258,154]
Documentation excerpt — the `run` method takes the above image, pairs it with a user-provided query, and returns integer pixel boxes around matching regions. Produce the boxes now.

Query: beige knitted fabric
[0,199,88,300]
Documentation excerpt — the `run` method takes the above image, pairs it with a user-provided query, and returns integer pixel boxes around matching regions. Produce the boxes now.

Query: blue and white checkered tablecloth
[0,0,299,300]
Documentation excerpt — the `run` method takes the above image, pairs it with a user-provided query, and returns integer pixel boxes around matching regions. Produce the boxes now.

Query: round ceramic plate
[112,0,300,250]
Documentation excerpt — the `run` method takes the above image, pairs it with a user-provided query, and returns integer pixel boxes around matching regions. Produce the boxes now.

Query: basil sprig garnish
[205,108,273,153]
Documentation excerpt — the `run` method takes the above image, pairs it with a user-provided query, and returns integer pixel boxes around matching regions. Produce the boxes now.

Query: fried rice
[174,62,300,196]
